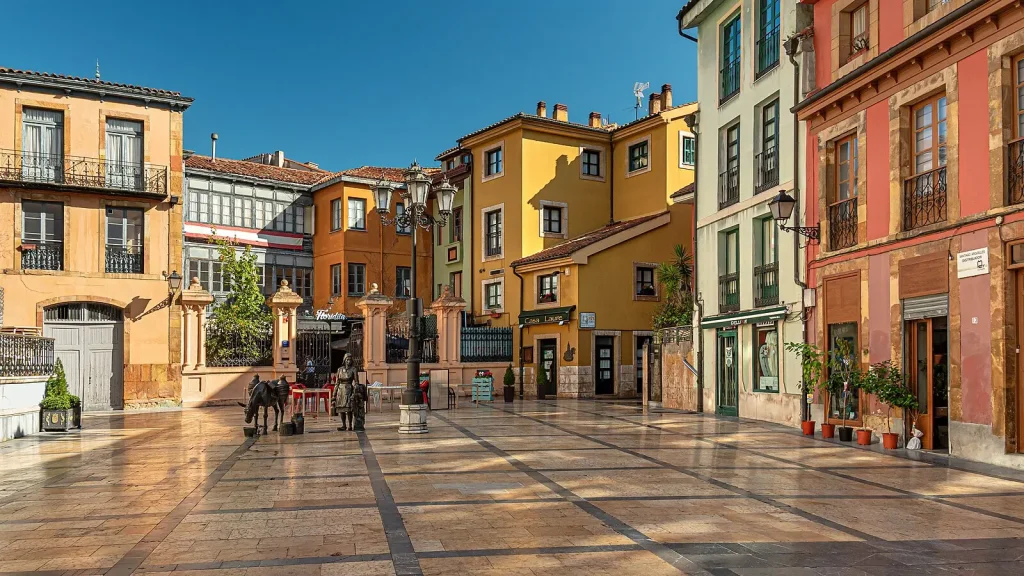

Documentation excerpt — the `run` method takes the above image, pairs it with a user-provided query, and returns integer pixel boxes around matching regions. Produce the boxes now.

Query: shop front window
[827,322,860,422]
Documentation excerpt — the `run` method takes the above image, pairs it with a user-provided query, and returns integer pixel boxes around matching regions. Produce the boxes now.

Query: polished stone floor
[4,401,1024,575]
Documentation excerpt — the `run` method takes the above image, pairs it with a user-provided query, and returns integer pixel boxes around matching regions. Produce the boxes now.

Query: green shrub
[503,365,515,387]
[41,358,76,411]
[536,366,549,391]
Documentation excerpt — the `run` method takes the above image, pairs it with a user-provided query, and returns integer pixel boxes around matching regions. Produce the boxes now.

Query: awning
[518,305,576,327]
[701,305,788,330]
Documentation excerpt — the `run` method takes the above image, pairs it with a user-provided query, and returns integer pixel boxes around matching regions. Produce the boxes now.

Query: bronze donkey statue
[242,374,290,434]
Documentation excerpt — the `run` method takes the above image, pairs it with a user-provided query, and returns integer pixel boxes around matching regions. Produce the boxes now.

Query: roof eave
[0,73,194,109]
[678,0,728,29]
[184,166,314,190]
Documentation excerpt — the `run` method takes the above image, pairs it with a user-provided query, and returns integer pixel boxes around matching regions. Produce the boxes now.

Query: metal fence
[655,326,693,344]
[461,326,513,363]
[0,332,55,377]
[0,149,168,196]
[386,315,439,364]
[205,324,273,367]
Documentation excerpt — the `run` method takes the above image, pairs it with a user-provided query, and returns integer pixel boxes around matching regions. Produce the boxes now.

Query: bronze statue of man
[334,355,356,431]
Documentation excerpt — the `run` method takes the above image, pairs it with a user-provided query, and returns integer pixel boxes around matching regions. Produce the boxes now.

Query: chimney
[272,150,285,167]
[648,93,661,116]
[661,84,673,110]
[210,133,218,161]
[536,101,547,118]
[553,103,568,122]
[588,112,602,128]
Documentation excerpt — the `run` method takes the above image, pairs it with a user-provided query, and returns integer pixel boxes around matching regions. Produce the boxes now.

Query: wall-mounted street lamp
[371,162,457,420]
[167,270,183,295]
[768,189,819,244]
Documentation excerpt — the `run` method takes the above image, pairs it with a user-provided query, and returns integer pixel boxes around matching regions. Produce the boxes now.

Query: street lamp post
[371,163,456,425]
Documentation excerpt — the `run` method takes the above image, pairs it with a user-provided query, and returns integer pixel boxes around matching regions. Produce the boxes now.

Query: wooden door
[908,319,934,450]
[595,337,615,395]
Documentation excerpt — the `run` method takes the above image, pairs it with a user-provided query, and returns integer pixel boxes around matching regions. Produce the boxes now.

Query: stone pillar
[179,277,213,372]
[267,280,304,372]
[356,284,394,372]
[429,286,467,367]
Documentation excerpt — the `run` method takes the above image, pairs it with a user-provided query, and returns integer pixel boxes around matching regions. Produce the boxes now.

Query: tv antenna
[633,82,649,120]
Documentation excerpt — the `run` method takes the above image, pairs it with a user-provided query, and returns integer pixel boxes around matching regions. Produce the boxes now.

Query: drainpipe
[678,27,702,413]
[512,266,526,399]
[786,35,811,422]
[608,137,615,225]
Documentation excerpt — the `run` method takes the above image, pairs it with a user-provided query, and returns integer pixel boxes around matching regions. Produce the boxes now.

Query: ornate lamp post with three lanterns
[371,162,456,433]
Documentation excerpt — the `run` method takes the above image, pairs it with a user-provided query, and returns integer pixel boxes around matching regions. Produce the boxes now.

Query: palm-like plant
[653,245,694,329]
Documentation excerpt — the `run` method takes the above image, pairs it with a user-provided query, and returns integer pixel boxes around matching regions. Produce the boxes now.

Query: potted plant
[785,342,824,436]
[866,360,918,449]
[502,365,516,403]
[536,365,549,400]
[40,359,78,432]
[827,338,861,442]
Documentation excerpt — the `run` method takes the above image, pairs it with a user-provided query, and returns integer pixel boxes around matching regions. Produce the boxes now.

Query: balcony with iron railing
[719,272,740,313]
[755,147,779,193]
[753,262,779,308]
[720,58,741,104]
[903,166,947,231]
[0,332,54,378]
[105,245,144,274]
[0,150,168,198]
[485,234,502,257]
[756,25,780,77]
[20,240,63,271]
[828,197,858,250]
[719,166,739,209]
[1009,137,1024,206]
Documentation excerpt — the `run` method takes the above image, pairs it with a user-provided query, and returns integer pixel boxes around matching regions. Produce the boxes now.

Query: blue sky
[3,1,696,171]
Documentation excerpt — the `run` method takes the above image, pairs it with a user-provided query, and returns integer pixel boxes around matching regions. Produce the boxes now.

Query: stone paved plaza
[4,401,1024,575]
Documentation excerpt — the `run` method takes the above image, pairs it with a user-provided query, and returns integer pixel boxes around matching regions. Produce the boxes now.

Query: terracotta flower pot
[801,421,815,436]
[821,423,836,438]
[857,429,873,445]
[837,426,854,442]
[882,432,899,449]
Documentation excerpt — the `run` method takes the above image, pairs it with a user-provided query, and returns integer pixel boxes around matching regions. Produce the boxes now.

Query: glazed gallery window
[542,205,562,235]
[232,197,253,229]
[331,264,342,296]
[636,266,656,296]
[628,140,649,173]
[331,198,342,231]
[754,325,780,392]
[268,266,311,300]
[582,148,601,177]
[537,273,558,303]
[348,263,366,296]
[188,260,225,293]
[485,280,503,309]
[396,266,411,298]
[485,147,503,177]
[485,209,502,256]
[348,198,366,230]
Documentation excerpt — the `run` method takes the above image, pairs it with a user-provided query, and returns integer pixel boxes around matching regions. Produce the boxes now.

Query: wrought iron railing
[753,262,779,308]
[720,58,741,104]
[719,273,740,313]
[20,241,63,271]
[1008,138,1024,206]
[719,166,739,209]
[755,147,779,193]
[205,324,273,367]
[829,198,858,250]
[105,245,144,274]
[485,234,502,257]
[903,166,947,230]
[0,333,55,377]
[0,149,168,196]
[386,315,439,364]
[461,326,513,363]
[756,25,780,77]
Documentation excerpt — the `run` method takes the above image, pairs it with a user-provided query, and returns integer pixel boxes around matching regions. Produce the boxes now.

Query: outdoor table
[298,388,331,421]
[454,383,476,408]
[380,386,405,409]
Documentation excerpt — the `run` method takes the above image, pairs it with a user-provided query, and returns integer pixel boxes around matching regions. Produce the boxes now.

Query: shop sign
[579,312,596,329]
[956,248,989,279]
[315,310,347,321]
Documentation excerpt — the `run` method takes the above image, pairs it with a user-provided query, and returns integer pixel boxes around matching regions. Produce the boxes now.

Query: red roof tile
[339,166,441,183]
[0,66,192,103]
[511,212,668,267]
[185,155,330,186]
[670,182,695,199]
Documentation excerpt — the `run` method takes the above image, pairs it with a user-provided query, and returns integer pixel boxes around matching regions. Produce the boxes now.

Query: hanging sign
[956,248,989,279]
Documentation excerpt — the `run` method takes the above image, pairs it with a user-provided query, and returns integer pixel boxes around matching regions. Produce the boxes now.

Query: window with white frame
[537,273,558,303]
[348,198,366,230]
[331,263,342,296]
[331,199,342,231]
[484,279,503,310]
[211,194,231,226]
[680,133,696,167]
[484,207,502,257]
[187,189,209,223]
[232,197,253,228]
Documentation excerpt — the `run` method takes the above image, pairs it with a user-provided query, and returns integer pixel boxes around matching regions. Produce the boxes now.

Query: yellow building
[444,87,696,397]
[0,67,192,410]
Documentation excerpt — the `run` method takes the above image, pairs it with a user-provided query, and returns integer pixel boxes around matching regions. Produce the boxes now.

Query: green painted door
[717,330,739,416]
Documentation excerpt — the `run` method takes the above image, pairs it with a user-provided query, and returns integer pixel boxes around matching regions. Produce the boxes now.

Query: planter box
[41,409,73,432]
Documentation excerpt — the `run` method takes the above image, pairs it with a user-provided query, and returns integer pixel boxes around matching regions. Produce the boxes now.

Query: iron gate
[295,323,364,387]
